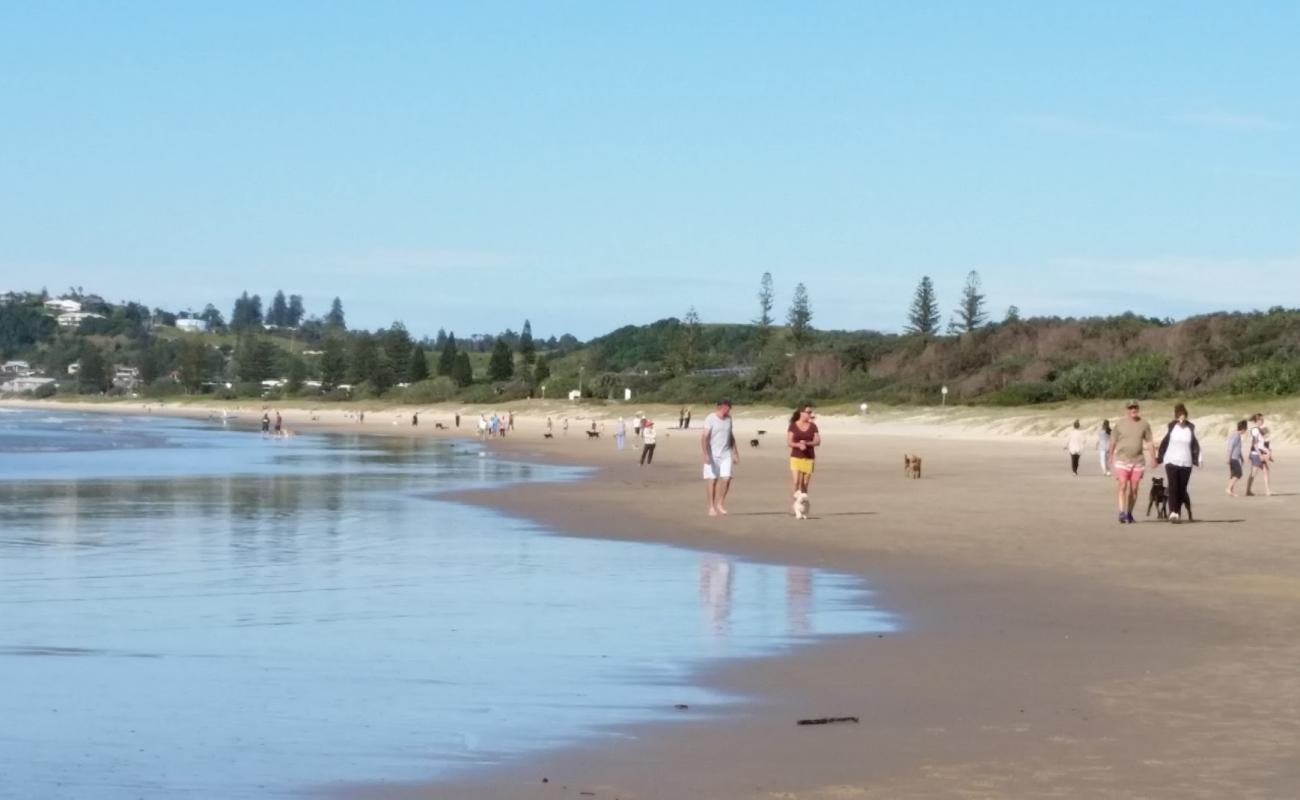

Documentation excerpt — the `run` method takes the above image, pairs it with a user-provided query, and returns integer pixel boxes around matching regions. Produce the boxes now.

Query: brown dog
[903,453,923,479]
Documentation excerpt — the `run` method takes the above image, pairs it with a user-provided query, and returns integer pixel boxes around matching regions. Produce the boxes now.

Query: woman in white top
[1156,403,1201,523]
[1065,420,1086,476]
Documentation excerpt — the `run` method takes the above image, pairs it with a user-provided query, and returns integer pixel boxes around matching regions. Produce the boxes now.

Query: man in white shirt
[700,399,740,516]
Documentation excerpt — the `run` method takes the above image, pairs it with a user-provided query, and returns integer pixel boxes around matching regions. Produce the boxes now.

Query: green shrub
[1230,358,1300,396]
[976,381,1064,406]
[395,377,459,404]
[1055,353,1170,399]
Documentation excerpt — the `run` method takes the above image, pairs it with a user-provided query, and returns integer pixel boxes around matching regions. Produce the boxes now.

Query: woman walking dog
[787,403,821,499]
[1157,403,1202,524]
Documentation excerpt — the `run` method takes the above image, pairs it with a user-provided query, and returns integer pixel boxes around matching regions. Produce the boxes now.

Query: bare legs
[706,478,732,516]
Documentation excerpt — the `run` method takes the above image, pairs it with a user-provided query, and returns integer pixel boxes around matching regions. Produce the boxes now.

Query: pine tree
[370,353,397,394]
[487,338,515,381]
[287,294,305,327]
[671,307,703,375]
[452,351,474,386]
[269,291,288,327]
[78,344,112,394]
[756,272,774,329]
[235,336,275,383]
[437,332,458,376]
[787,283,813,345]
[320,336,348,390]
[520,320,537,366]
[435,328,448,349]
[348,336,378,386]
[532,354,551,385]
[906,276,941,335]
[952,271,988,333]
[285,356,307,393]
[325,297,346,330]
[178,339,207,392]
[382,322,413,372]
[200,303,225,329]
[407,345,430,382]
[1004,305,1021,323]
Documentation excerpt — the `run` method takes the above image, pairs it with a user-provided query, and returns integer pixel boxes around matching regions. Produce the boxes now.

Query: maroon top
[788,421,819,459]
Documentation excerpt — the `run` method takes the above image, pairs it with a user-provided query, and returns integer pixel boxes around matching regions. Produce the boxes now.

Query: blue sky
[2,2,1297,339]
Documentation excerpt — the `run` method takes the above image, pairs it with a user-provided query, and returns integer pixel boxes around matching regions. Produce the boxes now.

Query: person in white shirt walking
[1156,402,1201,524]
[1065,420,1086,476]
[1097,420,1112,476]
[639,420,657,465]
[700,399,739,516]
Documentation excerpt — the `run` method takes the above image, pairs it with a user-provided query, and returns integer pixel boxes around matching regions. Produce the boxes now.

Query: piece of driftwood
[797,716,860,726]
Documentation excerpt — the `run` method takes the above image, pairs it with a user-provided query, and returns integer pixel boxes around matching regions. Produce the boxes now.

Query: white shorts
[703,455,733,480]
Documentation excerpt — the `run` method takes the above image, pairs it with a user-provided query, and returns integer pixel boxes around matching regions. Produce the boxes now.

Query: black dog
[1147,478,1169,519]
[543,432,554,439]
[586,430,600,439]
[749,438,760,448]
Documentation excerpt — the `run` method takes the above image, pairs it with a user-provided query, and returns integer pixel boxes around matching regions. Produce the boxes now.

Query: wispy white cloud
[1173,110,1289,132]
[352,247,516,275]
[1012,114,1153,141]
[1023,255,1300,316]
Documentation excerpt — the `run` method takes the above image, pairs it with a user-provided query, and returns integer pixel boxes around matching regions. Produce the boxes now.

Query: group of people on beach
[477,411,515,438]
[1065,401,1277,524]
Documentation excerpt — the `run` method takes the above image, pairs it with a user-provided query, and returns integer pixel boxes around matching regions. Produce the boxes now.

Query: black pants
[1070,453,1080,474]
[1165,464,1192,516]
[640,444,656,465]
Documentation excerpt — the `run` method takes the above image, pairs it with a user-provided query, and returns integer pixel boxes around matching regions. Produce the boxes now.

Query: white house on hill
[44,298,82,314]
[57,311,105,327]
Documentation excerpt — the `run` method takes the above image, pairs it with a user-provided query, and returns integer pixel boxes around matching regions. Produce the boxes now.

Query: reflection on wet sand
[0,411,892,799]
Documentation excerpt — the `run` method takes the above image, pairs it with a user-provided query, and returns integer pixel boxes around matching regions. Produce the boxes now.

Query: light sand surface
[7,398,1299,798]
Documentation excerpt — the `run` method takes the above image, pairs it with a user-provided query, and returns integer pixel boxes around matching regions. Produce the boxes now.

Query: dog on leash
[903,454,923,479]
[792,490,810,520]
[1147,477,1169,519]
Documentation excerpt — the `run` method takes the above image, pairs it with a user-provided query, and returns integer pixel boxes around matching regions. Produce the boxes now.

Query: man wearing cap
[701,399,740,516]
[1108,400,1155,524]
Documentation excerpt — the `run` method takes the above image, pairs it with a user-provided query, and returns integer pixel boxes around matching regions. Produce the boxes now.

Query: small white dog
[792,490,810,520]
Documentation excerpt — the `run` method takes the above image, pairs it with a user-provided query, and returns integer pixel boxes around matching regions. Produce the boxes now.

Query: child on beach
[1097,420,1111,476]
[1227,420,1247,496]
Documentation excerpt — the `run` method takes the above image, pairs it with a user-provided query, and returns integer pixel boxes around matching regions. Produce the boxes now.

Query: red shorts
[1114,461,1145,482]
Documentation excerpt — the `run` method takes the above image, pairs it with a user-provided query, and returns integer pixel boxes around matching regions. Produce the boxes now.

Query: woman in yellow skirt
[787,403,821,497]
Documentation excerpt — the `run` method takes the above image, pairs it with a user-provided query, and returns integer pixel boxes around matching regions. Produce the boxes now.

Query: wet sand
[7,400,1299,797]
[325,413,1298,799]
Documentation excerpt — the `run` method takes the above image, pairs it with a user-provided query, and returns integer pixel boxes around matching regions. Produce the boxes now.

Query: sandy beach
[6,398,1299,798]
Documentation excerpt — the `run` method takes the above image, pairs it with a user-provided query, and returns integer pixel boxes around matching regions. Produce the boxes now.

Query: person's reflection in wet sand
[786,566,813,635]
[698,554,734,638]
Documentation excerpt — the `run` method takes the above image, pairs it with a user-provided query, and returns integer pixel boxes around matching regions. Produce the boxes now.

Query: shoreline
[7,398,1300,798]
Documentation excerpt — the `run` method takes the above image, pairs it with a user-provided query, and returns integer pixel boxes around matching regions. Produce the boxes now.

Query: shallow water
[0,410,894,799]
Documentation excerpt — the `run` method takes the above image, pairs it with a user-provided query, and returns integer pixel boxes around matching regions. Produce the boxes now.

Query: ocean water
[0,409,894,799]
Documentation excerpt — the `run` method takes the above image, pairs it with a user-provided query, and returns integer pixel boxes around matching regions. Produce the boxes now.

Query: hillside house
[44,298,82,314]
[57,311,105,327]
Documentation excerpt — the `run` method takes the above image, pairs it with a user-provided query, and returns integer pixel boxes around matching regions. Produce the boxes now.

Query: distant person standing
[684,407,693,429]
[1227,420,1247,496]
[455,413,460,428]
[615,417,627,451]
[546,416,553,435]
[701,399,739,516]
[1097,420,1112,476]
[412,412,419,427]
[787,403,821,498]
[261,412,271,437]
[274,411,282,436]
[640,420,657,465]
[678,407,686,429]
[508,411,515,431]
[1246,413,1273,496]
[563,417,569,435]
[1065,420,1086,476]
[1157,403,1201,524]
[1108,400,1154,524]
